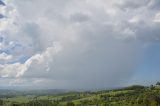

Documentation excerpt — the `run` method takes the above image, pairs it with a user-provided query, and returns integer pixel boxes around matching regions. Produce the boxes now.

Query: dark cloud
[0,14,4,19]
[70,13,90,23]
[0,0,5,6]
[117,0,150,10]
[149,0,160,10]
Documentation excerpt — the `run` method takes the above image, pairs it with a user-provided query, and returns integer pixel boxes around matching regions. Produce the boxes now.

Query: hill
[0,84,160,106]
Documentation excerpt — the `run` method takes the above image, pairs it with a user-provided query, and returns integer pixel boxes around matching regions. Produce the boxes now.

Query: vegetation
[0,83,160,106]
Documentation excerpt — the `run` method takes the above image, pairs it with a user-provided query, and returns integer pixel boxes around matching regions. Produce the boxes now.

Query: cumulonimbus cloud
[0,0,159,89]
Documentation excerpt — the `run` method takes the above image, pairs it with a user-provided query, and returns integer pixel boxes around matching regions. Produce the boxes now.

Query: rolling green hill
[0,83,160,106]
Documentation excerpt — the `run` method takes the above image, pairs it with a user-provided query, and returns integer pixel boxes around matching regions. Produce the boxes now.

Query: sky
[0,0,160,90]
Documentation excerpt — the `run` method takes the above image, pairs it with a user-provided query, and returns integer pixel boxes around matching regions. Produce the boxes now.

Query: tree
[156,82,160,86]
[150,85,154,90]
[101,102,109,106]
[0,99,3,106]
[66,101,75,106]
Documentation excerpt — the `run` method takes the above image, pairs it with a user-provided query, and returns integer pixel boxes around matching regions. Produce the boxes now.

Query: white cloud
[0,42,62,78]
[129,16,141,23]
[154,12,160,23]
[0,52,12,61]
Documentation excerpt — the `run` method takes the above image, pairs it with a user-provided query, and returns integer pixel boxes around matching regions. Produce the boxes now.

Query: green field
[0,83,160,106]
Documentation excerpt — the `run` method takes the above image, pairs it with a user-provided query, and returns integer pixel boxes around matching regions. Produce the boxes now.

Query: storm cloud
[0,0,160,89]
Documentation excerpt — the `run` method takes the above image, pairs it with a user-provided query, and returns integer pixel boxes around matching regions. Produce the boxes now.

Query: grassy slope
[2,85,160,106]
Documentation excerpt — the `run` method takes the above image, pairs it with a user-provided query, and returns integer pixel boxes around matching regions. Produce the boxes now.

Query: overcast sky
[0,0,160,90]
